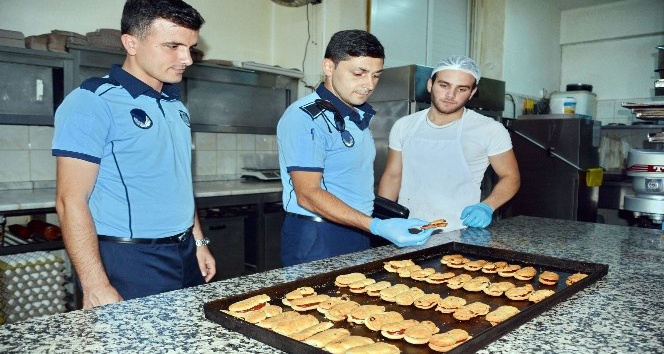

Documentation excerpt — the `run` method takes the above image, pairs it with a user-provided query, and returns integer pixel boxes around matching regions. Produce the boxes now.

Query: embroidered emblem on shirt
[130,109,153,129]
[179,110,191,127]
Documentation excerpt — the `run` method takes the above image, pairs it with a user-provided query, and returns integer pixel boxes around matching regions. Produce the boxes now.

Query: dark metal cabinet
[0,46,73,125]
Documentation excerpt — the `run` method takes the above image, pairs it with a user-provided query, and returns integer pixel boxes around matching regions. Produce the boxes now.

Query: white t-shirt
[388,108,512,185]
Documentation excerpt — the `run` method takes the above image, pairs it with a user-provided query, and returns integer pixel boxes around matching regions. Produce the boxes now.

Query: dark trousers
[280,215,371,267]
[97,237,205,300]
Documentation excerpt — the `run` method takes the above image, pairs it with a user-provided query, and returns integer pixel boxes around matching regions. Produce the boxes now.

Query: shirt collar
[315,84,375,130]
[110,64,180,100]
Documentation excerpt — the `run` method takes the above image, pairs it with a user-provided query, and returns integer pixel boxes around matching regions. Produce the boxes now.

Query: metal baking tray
[204,242,608,353]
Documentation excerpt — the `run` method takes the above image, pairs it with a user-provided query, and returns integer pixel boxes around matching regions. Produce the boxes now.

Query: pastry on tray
[463,259,488,272]
[380,319,419,339]
[505,284,535,301]
[344,342,401,354]
[528,289,556,303]
[303,328,351,348]
[497,264,522,277]
[425,271,456,284]
[290,294,331,312]
[566,272,588,286]
[365,281,392,297]
[323,336,375,354]
[436,296,467,314]
[462,276,491,292]
[272,314,319,336]
[481,261,508,274]
[347,305,386,324]
[428,329,472,352]
[335,273,366,287]
[282,287,316,306]
[514,266,537,281]
[452,302,490,321]
[227,294,271,313]
[348,278,377,294]
[446,274,473,289]
[289,321,334,341]
[486,305,520,326]
[395,287,426,306]
[483,281,516,297]
[538,271,560,285]
[384,259,416,272]
[403,321,440,345]
[364,311,404,331]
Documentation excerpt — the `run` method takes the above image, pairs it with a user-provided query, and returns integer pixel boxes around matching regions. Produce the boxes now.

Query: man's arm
[482,149,521,210]
[290,171,373,231]
[192,210,215,282]
[55,156,122,308]
[377,148,403,201]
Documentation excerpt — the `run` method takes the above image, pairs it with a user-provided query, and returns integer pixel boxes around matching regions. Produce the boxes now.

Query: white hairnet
[431,55,480,83]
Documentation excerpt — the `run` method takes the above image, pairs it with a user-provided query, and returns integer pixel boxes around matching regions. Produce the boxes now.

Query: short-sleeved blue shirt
[52,65,194,238]
[277,85,376,217]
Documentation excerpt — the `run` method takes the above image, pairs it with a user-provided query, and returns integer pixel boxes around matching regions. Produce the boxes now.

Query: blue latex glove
[460,203,493,228]
[369,218,434,247]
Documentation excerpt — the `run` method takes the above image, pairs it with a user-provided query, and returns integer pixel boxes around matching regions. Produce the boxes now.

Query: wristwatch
[195,237,211,247]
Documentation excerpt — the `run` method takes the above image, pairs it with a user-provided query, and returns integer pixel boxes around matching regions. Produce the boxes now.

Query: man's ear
[121,34,137,55]
[322,58,335,77]
[469,86,478,99]
[426,78,433,93]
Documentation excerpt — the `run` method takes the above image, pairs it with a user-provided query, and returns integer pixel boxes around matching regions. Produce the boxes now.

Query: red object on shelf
[8,224,32,239]
[27,220,62,241]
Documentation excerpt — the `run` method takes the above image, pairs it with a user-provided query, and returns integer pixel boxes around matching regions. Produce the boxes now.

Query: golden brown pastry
[425,271,456,284]
[289,321,334,341]
[348,278,377,294]
[462,276,491,292]
[538,271,560,286]
[383,259,416,272]
[404,322,440,345]
[290,294,331,312]
[486,305,520,326]
[414,293,442,309]
[364,281,392,297]
[335,273,366,287]
[272,314,319,336]
[481,261,509,274]
[441,254,464,265]
[566,272,588,286]
[505,284,535,301]
[452,302,490,321]
[380,319,419,339]
[483,281,516,296]
[345,342,401,354]
[256,311,300,329]
[379,284,410,302]
[410,267,437,281]
[463,259,488,272]
[435,296,467,314]
[514,266,537,281]
[364,311,404,331]
[316,296,348,314]
[347,305,386,324]
[497,264,522,277]
[395,287,425,306]
[325,301,360,322]
[446,274,473,289]
[397,264,423,278]
[227,294,271,313]
[282,287,316,306]
[528,289,556,303]
[428,329,472,352]
[446,256,471,269]
[323,336,375,354]
[420,218,448,230]
[303,328,351,348]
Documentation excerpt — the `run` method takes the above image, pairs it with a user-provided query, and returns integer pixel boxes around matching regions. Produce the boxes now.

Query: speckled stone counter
[1,216,663,353]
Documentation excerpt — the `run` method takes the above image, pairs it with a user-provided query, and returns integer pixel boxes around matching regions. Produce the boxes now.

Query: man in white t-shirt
[377,55,520,232]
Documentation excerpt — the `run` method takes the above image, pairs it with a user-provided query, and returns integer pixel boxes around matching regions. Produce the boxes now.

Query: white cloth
[388,108,512,230]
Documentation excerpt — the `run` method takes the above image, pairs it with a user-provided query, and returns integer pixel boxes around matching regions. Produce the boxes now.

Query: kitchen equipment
[623,149,664,225]
[549,87,597,118]
[240,169,280,181]
[204,241,608,354]
[504,116,602,222]
[240,153,280,181]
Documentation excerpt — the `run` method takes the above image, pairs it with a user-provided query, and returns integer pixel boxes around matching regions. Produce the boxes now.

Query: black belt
[286,212,327,223]
[98,226,193,245]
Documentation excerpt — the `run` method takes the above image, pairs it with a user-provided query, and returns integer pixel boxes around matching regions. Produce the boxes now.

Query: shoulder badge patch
[300,101,324,120]
[130,108,153,129]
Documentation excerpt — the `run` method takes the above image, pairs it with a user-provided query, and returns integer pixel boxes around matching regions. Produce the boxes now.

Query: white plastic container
[550,90,597,118]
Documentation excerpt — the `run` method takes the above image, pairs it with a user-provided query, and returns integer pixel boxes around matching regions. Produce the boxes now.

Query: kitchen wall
[0,0,367,186]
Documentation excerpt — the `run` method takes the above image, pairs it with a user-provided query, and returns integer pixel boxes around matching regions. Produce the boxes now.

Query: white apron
[399,111,480,232]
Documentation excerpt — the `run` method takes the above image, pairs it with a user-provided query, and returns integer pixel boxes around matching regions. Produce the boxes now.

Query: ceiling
[555,0,625,10]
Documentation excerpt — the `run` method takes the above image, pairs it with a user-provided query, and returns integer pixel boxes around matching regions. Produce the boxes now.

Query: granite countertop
[0,216,662,353]
[0,180,283,213]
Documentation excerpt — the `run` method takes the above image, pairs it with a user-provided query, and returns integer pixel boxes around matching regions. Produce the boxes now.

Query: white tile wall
[0,126,278,184]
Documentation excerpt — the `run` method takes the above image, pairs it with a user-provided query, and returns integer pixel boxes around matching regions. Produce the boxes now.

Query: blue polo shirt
[277,85,376,217]
[52,65,194,238]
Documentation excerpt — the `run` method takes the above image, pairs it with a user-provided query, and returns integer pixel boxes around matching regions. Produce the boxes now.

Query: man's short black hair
[324,30,385,65]
[121,0,204,38]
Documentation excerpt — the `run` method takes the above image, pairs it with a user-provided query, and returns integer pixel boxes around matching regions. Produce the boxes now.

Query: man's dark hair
[121,0,205,38]
[324,30,385,65]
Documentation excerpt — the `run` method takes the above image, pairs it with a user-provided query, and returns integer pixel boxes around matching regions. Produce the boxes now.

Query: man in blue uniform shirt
[277,30,435,266]
[52,0,214,308]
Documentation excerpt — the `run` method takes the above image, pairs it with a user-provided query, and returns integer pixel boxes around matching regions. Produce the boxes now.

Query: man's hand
[196,246,216,282]
[369,218,434,247]
[460,203,493,228]
[82,283,123,309]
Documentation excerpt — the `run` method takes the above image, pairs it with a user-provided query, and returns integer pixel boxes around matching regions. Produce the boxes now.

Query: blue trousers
[281,215,371,267]
[97,237,205,300]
